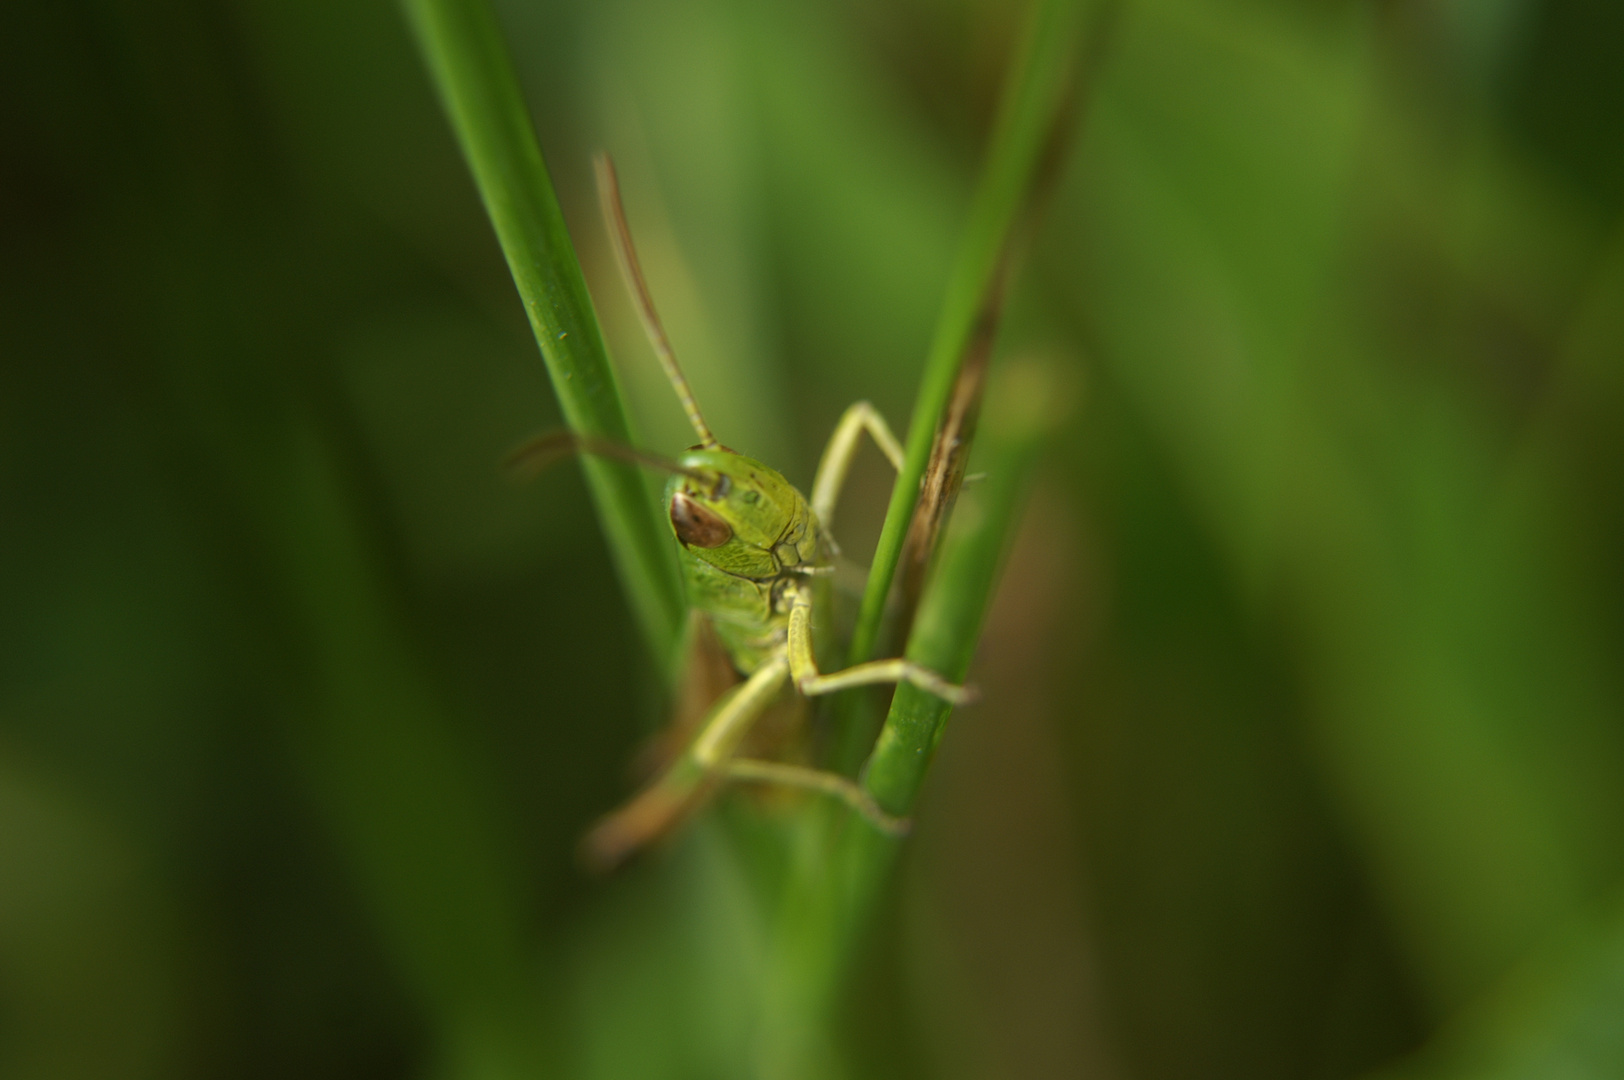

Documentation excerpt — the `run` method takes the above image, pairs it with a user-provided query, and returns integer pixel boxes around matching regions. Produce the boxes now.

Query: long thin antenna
[594,153,719,450]
[505,429,710,482]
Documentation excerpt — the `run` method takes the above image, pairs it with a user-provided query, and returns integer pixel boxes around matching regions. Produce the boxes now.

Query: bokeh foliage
[2,0,1623,1078]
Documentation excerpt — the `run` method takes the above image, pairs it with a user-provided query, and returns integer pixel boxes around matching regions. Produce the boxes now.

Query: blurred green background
[4,0,1624,1077]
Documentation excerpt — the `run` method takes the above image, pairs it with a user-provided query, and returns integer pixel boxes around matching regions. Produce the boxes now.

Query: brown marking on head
[670,492,733,548]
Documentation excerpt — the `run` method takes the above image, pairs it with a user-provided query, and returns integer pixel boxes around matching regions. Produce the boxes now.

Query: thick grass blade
[402,0,684,665]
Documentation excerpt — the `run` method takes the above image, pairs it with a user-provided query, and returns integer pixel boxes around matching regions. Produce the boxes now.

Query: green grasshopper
[524,158,972,870]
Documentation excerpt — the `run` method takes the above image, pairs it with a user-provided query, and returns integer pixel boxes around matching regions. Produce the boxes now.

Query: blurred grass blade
[845,0,1090,670]
[402,0,684,664]
[1371,903,1624,1080]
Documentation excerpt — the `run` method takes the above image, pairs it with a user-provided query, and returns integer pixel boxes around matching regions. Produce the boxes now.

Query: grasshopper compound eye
[670,491,732,548]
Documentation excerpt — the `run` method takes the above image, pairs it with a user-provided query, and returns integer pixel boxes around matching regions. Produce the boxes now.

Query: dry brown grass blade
[897,258,1012,627]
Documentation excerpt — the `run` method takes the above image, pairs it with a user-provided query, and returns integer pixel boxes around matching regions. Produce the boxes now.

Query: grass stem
[844,0,1088,672]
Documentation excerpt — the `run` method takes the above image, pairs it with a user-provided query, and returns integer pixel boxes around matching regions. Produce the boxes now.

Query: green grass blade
[402,0,684,664]
[845,0,1088,670]
[865,360,1065,813]
[758,361,1065,1071]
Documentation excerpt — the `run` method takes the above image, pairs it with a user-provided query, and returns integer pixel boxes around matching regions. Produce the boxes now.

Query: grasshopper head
[665,449,813,580]
[593,158,816,581]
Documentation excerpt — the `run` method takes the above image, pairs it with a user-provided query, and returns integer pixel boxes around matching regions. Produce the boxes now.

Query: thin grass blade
[402,0,684,665]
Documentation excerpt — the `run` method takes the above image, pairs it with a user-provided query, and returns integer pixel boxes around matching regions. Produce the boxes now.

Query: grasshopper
[523,157,971,870]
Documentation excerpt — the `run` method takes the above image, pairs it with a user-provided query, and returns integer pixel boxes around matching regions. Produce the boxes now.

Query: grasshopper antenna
[594,153,719,450]
[506,429,710,482]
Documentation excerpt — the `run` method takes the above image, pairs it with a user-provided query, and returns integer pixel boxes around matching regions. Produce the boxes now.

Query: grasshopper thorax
[665,448,818,581]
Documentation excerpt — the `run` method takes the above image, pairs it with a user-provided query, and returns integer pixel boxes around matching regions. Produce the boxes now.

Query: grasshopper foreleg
[786,583,975,705]
[582,652,915,869]
[689,657,791,766]
[691,657,914,834]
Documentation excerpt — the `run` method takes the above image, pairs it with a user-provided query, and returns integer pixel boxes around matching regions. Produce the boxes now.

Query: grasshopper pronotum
[519,157,971,870]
